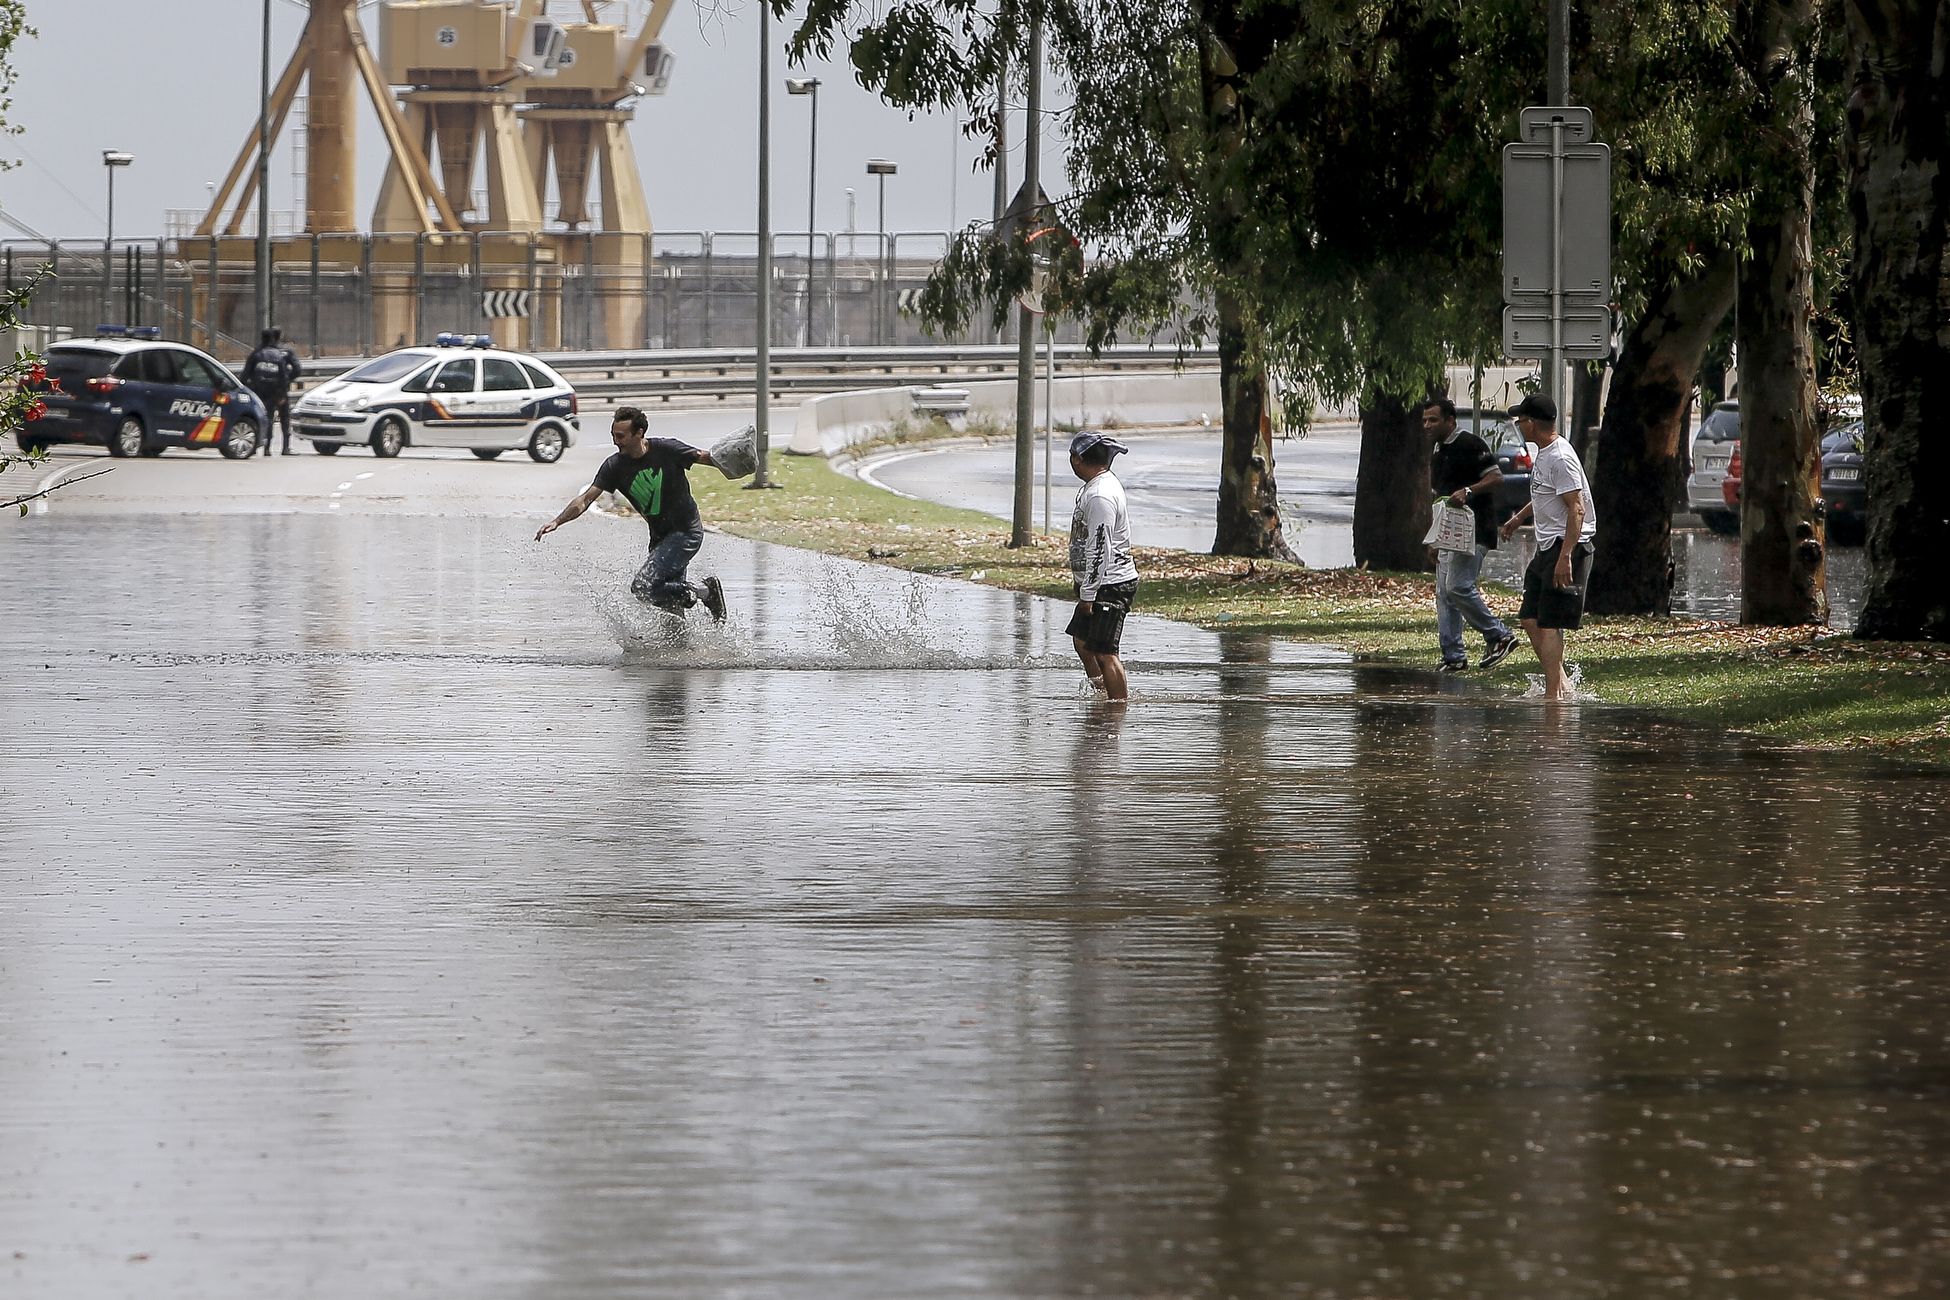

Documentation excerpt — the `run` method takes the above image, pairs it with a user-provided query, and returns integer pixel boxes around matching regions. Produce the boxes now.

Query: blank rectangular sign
[1503,305,1613,359]
[1503,142,1611,303]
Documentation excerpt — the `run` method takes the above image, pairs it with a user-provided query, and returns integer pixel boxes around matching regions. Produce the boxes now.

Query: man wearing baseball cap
[1067,431,1140,701]
[1499,393,1597,699]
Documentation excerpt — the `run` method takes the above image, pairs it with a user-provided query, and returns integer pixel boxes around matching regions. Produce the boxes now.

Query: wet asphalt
[2,426,1947,1298]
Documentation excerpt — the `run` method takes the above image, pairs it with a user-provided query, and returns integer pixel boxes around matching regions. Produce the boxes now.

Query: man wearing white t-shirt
[1066,431,1140,701]
[1498,394,1597,699]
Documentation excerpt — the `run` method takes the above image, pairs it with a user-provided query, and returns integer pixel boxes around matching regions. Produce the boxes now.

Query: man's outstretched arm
[535,483,605,540]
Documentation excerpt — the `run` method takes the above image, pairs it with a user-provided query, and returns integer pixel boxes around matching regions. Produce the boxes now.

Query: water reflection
[1483,526,1871,624]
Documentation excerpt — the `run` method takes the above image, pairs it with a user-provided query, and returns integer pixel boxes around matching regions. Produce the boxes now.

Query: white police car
[293,334,579,461]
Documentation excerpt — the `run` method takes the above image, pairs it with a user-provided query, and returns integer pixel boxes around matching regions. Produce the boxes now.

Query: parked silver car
[1686,401,1740,534]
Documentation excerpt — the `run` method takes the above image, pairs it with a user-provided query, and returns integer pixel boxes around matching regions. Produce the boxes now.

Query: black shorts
[1065,579,1138,655]
[1518,539,1594,629]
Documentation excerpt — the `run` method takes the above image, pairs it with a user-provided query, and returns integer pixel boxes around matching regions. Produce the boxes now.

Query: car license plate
[1702,456,1726,471]
[1829,467,1860,481]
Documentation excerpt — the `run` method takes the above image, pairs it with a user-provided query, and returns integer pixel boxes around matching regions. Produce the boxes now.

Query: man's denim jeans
[631,523,705,610]
[1436,543,1511,664]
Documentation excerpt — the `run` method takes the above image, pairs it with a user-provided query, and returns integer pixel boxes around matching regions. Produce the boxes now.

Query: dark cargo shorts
[1518,539,1594,630]
[1065,579,1138,655]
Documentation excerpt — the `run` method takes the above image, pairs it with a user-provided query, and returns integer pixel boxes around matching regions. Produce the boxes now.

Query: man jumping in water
[534,405,728,622]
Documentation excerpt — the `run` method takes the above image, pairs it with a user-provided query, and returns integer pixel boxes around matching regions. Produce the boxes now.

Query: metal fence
[2,230,1107,362]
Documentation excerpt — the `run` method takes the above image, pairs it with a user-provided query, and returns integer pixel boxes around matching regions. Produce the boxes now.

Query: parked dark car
[1721,424,1863,542]
[18,327,268,459]
[1821,420,1866,543]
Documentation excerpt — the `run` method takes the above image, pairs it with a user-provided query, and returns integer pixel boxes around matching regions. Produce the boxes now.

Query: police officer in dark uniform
[243,327,303,455]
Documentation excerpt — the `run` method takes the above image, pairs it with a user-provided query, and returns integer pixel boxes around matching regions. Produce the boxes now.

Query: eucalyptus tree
[1579,3,1745,616]
[1733,0,1828,626]
[793,0,1505,563]
[1846,0,1950,642]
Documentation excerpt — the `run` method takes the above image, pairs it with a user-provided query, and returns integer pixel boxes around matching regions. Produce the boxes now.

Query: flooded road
[4,452,1949,1297]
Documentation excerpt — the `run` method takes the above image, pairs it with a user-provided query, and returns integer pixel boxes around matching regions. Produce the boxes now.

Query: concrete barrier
[788,362,1537,457]
[788,386,915,455]
[788,370,1225,456]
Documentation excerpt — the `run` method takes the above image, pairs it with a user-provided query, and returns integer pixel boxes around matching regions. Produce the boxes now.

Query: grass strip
[690,452,1950,769]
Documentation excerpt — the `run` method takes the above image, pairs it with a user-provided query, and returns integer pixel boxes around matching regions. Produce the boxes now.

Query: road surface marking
[28,458,104,514]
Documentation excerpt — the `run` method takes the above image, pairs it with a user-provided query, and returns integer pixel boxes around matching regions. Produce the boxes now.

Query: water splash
[1521,660,1594,700]
[605,559,1071,672]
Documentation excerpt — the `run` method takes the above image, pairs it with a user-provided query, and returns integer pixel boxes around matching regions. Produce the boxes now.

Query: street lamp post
[101,150,133,325]
[751,0,776,489]
[257,0,273,342]
[786,77,819,346]
[866,158,897,344]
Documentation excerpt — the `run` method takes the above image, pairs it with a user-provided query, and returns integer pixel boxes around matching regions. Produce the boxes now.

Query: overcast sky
[2,0,1066,243]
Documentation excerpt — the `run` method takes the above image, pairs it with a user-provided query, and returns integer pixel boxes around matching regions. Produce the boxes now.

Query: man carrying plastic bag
[534,411,756,623]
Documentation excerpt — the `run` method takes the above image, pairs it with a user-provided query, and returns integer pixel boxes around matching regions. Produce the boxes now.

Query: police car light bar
[470,335,492,349]
[94,324,129,337]
[434,332,463,346]
[128,326,162,341]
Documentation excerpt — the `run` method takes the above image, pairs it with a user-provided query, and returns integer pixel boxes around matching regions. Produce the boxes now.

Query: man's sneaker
[1437,659,1468,673]
[700,576,728,623]
[1479,634,1520,670]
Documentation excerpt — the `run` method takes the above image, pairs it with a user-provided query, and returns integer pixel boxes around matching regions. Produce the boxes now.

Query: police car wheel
[528,425,567,463]
[220,419,259,460]
[371,417,405,458]
[471,448,504,460]
[313,442,341,455]
[108,416,145,458]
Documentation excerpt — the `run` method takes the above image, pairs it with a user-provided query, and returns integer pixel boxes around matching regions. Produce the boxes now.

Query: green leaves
[788,0,1842,426]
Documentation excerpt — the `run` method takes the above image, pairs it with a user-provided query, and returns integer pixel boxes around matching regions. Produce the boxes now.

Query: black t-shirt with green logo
[595,440,705,537]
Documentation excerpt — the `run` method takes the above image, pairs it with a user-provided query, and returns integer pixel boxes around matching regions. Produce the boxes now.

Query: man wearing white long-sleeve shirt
[1066,432,1140,701]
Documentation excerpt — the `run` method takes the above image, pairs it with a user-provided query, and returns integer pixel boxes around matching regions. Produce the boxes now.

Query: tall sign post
[1501,106,1611,412]
[1008,3,1043,548]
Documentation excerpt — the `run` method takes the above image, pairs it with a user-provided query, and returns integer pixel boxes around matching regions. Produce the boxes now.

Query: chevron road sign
[481,290,531,318]
[897,288,925,314]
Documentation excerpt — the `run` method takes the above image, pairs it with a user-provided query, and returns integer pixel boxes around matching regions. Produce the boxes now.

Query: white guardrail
[297,343,1223,403]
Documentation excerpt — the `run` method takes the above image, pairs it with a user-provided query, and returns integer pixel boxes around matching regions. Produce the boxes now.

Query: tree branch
[2,465,113,513]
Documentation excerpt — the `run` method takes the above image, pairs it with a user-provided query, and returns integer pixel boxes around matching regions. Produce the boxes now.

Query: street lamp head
[786,77,820,95]
[102,150,134,168]
[866,158,898,176]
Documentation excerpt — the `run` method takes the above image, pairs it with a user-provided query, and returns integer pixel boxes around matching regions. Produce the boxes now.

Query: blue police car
[17,327,270,459]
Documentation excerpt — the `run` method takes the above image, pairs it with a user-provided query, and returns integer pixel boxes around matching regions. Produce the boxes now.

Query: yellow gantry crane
[194,1,675,349]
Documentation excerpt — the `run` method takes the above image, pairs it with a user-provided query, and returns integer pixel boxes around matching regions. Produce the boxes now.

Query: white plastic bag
[1422,501,1477,552]
[710,424,758,480]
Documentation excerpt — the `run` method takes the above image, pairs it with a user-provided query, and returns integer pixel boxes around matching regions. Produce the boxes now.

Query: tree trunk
[1847,0,1950,642]
[1587,257,1736,615]
[1353,391,1433,571]
[1737,0,1826,626]
[1568,363,1607,462]
[1210,285,1296,557]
